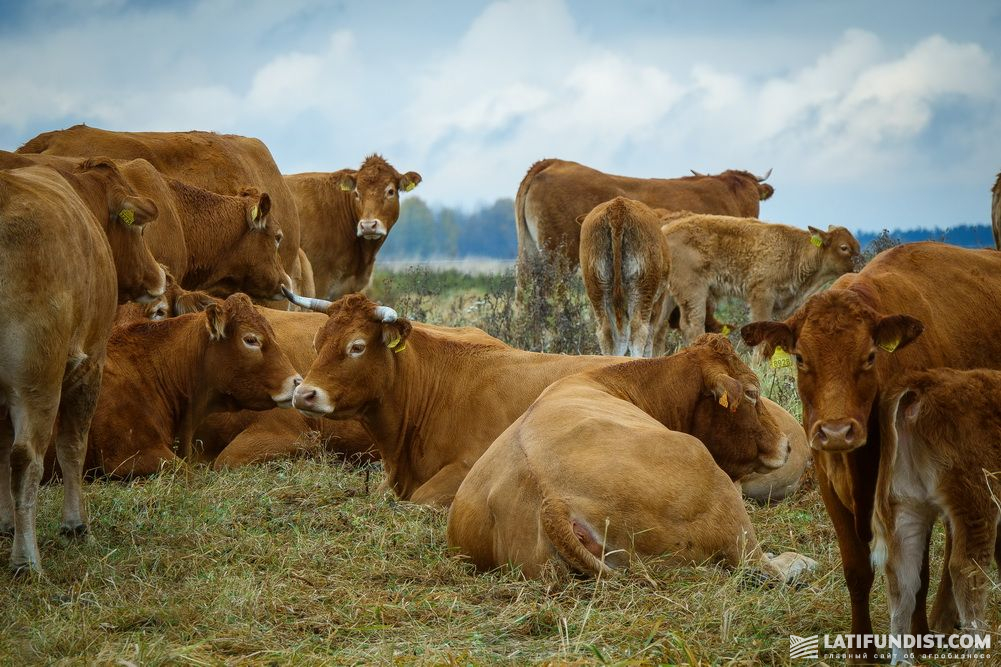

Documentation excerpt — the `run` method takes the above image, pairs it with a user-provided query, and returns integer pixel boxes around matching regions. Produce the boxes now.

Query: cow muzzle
[809,418,865,452]
[357,219,386,240]
[292,383,334,417]
[269,272,295,302]
[135,266,168,304]
[756,434,790,473]
[272,375,303,408]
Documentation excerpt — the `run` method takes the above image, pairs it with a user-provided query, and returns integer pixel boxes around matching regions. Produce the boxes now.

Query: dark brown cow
[992,171,1000,250]
[0,165,164,571]
[741,242,1001,661]
[515,159,773,269]
[18,124,314,300]
[285,155,421,299]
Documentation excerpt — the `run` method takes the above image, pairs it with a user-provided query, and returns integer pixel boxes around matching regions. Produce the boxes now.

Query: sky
[1,0,999,233]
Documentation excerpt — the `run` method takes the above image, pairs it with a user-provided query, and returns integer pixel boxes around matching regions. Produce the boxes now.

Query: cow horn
[690,169,706,177]
[374,305,398,323]
[757,168,773,182]
[281,286,332,312]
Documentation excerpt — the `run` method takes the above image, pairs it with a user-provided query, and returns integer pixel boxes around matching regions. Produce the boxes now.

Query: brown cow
[663,215,859,345]
[0,165,164,571]
[741,242,1001,661]
[579,197,672,357]
[515,159,773,269]
[872,368,1001,664]
[18,123,314,300]
[285,155,421,299]
[446,336,814,579]
[992,172,1001,250]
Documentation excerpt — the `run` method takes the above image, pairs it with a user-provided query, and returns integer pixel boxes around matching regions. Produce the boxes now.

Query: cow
[579,197,672,357]
[992,172,1001,250]
[17,123,315,301]
[45,294,301,478]
[872,368,1001,665]
[739,399,811,503]
[446,335,814,581]
[515,159,773,271]
[285,155,421,299]
[662,214,860,345]
[0,164,164,571]
[740,242,1001,662]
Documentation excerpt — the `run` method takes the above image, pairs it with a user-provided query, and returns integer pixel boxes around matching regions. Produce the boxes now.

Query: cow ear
[204,303,227,341]
[807,225,828,247]
[757,183,774,201]
[709,374,743,413]
[398,171,422,193]
[175,290,217,315]
[381,319,413,352]
[575,214,586,226]
[117,195,158,227]
[338,172,357,192]
[741,321,793,354]
[873,314,923,353]
[246,192,271,230]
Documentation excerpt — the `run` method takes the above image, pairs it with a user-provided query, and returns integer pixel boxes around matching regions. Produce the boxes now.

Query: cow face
[200,188,291,300]
[291,293,411,418]
[687,334,789,479]
[202,293,301,409]
[78,159,166,304]
[337,155,421,241]
[808,225,862,274]
[741,290,923,452]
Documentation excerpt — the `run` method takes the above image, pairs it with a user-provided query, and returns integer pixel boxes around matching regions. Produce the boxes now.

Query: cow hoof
[59,523,89,539]
[10,559,41,577]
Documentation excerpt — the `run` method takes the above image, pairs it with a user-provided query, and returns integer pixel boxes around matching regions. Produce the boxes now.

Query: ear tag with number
[771,345,793,369]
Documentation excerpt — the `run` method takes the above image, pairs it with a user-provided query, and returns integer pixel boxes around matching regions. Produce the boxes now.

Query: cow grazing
[663,214,859,344]
[872,368,1001,664]
[741,242,1001,660]
[447,335,814,580]
[992,172,1000,250]
[515,159,773,269]
[285,155,421,299]
[0,165,164,571]
[18,124,315,300]
[739,398,811,503]
[579,197,672,357]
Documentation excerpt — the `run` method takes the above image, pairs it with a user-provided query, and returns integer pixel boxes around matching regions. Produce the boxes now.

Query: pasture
[2,262,989,666]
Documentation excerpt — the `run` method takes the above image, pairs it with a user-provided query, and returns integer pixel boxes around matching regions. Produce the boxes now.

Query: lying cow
[662,214,859,344]
[286,155,421,299]
[447,335,813,581]
[579,197,671,357]
[872,368,1001,664]
[0,164,164,571]
[741,242,1001,661]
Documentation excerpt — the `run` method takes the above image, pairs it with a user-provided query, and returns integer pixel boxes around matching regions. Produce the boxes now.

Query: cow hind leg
[679,289,708,345]
[0,419,13,536]
[884,507,932,664]
[54,356,103,536]
[8,398,59,572]
[929,524,959,632]
[948,512,997,638]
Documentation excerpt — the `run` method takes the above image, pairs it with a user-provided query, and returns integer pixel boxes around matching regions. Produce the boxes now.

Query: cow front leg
[0,419,13,535]
[884,507,932,665]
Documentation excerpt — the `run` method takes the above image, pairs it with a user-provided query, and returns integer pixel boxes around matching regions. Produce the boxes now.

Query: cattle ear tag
[403,181,416,192]
[250,204,259,220]
[118,209,135,225]
[720,325,731,336]
[810,235,823,248]
[771,345,793,369]
[879,338,900,353]
[718,391,729,409]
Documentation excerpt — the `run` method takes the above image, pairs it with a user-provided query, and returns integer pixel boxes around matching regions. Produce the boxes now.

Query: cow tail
[515,159,556,255]
[540,497,612,576]
[610,220,626,324]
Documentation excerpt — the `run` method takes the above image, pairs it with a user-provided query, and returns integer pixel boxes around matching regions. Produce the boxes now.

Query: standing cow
[0,165,164,571]
[285,155,421,299]
[992,171,1000,250]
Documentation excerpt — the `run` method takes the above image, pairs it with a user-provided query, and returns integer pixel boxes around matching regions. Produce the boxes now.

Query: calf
[579,197,671,357]
[447,336,811,580]
[872,368,1001,664]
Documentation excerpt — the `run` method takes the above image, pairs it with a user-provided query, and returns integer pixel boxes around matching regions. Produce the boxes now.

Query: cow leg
[678,288,709,345]
[0,418,13,535]
[8,397,59,572]
[594,301,616,356]
[748,293,776,365]
[649,292,671,357]
[54,357,103,536]
[929,525,959,632]
[627,292,654,358]
[947,516,996,645]
[884,506,932,665]
[410,463,471,507]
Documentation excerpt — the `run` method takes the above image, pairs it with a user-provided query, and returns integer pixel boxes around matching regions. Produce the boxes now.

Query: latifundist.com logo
[789,635,819,660]
[788,633,991,662]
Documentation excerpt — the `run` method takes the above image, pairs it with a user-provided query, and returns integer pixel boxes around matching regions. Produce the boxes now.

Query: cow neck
[336,191,382,285]
[167,179,245,283]
[586,353,704,433]
[62,170,111,233]
[792,240,837,296]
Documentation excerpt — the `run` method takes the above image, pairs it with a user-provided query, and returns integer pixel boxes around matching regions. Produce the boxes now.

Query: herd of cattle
[1,124,999,663]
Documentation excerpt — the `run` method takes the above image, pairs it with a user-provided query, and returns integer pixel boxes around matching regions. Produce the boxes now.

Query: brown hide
[992,172,1001,250]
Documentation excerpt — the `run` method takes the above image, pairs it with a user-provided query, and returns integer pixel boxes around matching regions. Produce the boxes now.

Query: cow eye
[348,339,366,357]
[865,350,876,367]
[794,354,807,371]
[243,334,262,349]
[353,190,361,200]
[743,388,759,404]
[151,306,167,320]
[275,232,283,248]
[386,186,396,198]
[840,244,849,253]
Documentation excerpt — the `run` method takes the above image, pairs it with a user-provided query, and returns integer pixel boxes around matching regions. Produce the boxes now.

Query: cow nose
[295,387,316,405]
[358,219,384,237]
[814,419,863,451]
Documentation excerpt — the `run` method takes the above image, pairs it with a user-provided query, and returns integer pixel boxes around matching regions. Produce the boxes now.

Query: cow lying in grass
[872,368,1001,664]
[446,335,814,580]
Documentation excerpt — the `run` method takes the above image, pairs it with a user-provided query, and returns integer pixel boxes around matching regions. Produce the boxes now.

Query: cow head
[78,158,166,304]
[686,334,789,479]
[199,187,291,300]
[807,225,862,275]
[201,293,302,409]
[118,270,219,324]
[337,154,421,240]
[284,291,410,418]
[741,289,924,452]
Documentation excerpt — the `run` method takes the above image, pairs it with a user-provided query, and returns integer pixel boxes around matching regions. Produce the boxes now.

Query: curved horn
[690,169,706,177]
[281,286,332,312]
[374,305,398,323]
[756,168,773,182]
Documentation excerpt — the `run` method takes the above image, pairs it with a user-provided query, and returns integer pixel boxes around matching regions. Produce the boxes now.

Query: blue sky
[1,0,999,232]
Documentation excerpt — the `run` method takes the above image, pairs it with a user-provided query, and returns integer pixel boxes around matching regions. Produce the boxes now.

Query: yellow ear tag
[118,209,135,225]
[721,325,731,336]
[387,335,401,349]
[810,235,823,248]
[718,391,729,409]
[879,338,900,353]
[403,181,416,192]
[250,204,259,220]
[771,345,793,369]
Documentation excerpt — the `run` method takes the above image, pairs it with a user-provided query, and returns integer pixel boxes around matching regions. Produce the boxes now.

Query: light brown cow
[0,165,164,571]
[18,123,314,300]
[579,197,672,357]
[992,172,1001,250]
[286,155,421,299]
[741,242,1001,662]
[872,368,1001,664]
[46,294,301,478]
[662,214,860,344]
[515,159,773,269]
[447,336,814,580]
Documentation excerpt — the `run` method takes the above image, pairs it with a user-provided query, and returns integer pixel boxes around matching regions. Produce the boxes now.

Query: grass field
[1,262,996,666]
